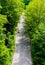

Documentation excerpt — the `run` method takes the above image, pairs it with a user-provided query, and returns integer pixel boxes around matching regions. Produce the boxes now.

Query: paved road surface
[12,13,32,65]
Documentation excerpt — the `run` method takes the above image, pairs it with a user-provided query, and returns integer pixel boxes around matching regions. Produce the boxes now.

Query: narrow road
[12,13,32,65]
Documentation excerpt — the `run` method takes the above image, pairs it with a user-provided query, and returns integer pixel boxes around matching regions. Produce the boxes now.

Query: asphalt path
[12,13,32,65]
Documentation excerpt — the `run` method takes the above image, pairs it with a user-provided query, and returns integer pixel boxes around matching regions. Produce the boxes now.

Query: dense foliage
[25,0,45,65]
[24,0,31,5]
[0,0,24,65]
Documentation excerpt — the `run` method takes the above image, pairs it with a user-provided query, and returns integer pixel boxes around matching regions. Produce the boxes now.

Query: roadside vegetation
[25,0,45,65]
[0,0,24,65]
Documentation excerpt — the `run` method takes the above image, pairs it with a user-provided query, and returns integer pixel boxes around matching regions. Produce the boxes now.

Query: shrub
[25,0,45,65]
[0,0,24,34]
[0,14,10,65]
[31,22,45,65]
[0,0,24,65]
[25,0,45,36]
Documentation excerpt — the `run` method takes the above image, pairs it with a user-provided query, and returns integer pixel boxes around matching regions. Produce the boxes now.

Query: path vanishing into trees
[12,13,32,65]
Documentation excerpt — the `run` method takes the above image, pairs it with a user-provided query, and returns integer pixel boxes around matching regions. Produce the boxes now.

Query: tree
[25,0,45,65]
[0,0,24,65]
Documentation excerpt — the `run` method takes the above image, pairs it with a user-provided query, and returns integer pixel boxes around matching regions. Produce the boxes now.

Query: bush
[0,0,24,65]
[0,15,10,65]
[0,0,24,34]
[31,22,45,65]
[25,0,45,65]
[25,0,45,35]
